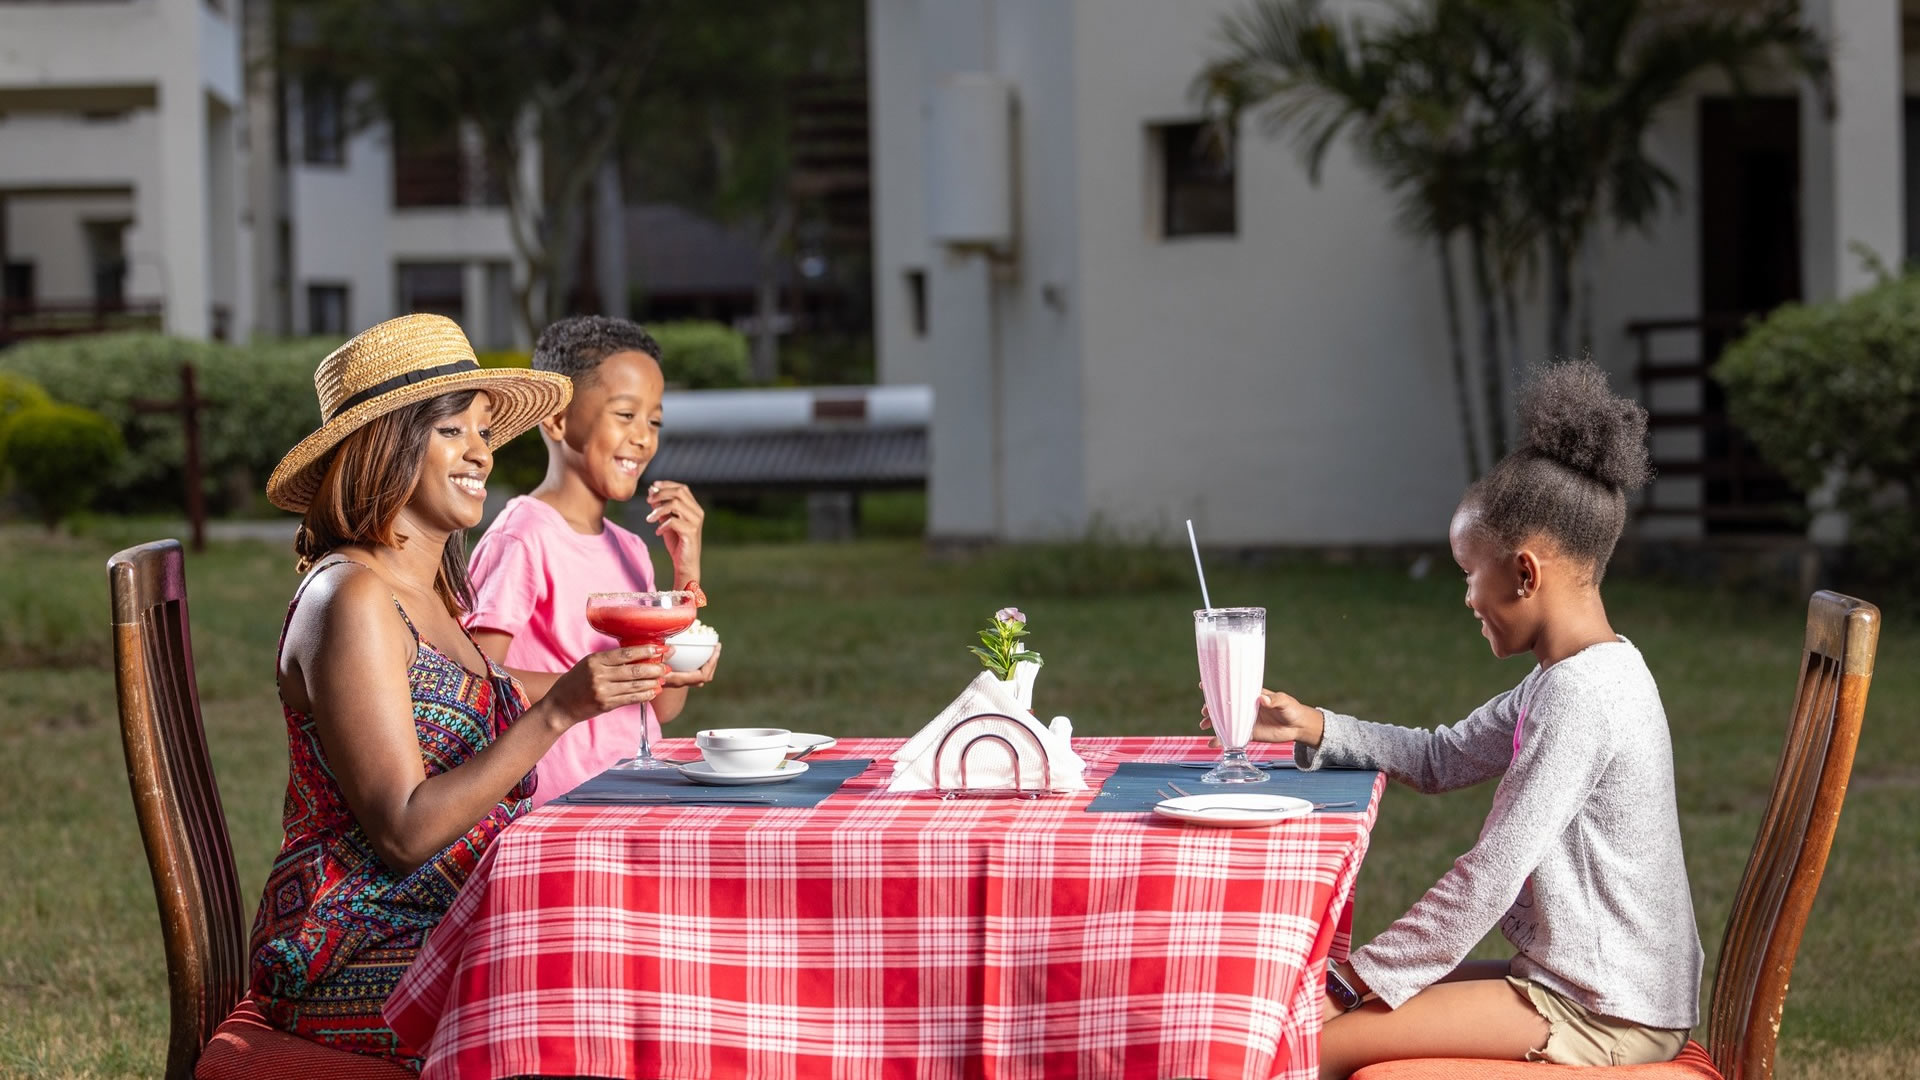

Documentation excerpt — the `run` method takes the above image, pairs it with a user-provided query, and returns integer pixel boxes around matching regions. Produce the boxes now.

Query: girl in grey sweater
[1232,363,1703,1077]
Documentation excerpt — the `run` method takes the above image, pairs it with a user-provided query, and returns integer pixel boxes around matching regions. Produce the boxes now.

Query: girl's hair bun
[1516,361,1651,494]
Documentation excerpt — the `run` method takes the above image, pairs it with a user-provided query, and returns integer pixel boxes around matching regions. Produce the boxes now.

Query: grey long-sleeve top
[1299,638,1703,1029]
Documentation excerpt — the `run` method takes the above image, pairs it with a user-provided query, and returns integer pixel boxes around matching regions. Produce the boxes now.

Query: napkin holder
[932,711,1051,799]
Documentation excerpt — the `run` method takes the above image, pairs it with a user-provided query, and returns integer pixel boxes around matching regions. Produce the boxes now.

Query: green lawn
[2,526,1914,1079]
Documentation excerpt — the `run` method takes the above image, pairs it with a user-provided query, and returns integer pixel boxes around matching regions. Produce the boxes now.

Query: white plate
[677,759,811,786]
[787,733,837,754]
[1153,793,1313,829]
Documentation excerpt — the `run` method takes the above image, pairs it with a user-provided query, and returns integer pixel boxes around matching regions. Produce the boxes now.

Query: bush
[3,404,125,529]
[478,320,751,388]
[651,321,751,389]
[0,333,327,516]
[1716,272,1920,573]
[0,372,51,489]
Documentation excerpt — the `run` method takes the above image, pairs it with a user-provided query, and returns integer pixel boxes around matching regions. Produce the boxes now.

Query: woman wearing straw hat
[202,315,669,1073]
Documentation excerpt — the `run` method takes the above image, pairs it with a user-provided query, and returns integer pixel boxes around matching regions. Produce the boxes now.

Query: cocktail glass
[586,590,699,771]
[1195,606,1269,784]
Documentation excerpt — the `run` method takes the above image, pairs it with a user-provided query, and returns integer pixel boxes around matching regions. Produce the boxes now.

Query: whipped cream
[668,619,720,644]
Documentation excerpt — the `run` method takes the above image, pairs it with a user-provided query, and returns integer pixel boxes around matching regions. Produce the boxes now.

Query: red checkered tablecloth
[386,737,1385,1080]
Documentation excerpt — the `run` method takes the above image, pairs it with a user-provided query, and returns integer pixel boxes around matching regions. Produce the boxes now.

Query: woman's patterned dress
[247,562,535,1069]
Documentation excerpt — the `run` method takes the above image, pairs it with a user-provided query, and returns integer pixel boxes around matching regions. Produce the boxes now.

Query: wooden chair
[1350,590,1880,1080]
[110,539,412,1080]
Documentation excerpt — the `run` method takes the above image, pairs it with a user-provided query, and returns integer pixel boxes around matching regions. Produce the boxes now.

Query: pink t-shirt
[466,495,660,806]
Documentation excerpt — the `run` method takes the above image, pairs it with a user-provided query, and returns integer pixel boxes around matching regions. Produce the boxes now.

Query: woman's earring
[1516,586,1527,597]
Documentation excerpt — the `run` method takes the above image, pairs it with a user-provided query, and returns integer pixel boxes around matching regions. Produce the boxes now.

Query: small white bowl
[663,625,720,672]
[664,639,717,672]
[695,727,790,774]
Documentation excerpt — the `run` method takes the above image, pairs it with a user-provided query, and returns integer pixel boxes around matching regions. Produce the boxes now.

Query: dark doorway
[1697,96,1801,533]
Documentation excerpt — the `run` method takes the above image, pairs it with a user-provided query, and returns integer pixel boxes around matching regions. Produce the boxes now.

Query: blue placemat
[1085,761,1380,813]
[555,758,872,809]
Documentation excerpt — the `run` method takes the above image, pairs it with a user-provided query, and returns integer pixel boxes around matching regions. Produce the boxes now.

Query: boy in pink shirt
[467,316,718,805]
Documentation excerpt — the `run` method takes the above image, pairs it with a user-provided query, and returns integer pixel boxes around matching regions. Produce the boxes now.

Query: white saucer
[1153,793,1312,829]
[677,759,811,786]
[787,733,836,754]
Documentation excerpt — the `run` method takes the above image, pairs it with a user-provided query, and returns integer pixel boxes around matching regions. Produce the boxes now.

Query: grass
[1,526,1914,1079]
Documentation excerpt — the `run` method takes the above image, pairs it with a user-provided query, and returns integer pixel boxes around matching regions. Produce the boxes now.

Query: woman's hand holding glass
[545,646,670,725]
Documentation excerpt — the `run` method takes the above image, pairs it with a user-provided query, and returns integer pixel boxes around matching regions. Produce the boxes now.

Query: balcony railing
[0,298,163,344]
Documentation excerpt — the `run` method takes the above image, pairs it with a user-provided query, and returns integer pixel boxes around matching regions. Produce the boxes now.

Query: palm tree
[1197,0,1516,477]
[1503,0,1829,362]
[1197,0,1829,465]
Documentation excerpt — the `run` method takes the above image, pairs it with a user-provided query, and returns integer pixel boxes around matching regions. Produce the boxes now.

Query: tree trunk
[1576,240,1596,359]
[1546,233,1574,363]
[750,200,796,384]
[594,156,629,320]
[1435,234,1484,481]
[1469,223,1508,461]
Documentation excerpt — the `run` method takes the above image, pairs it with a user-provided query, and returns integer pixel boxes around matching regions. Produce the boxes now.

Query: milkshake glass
[1195,607,1268,784]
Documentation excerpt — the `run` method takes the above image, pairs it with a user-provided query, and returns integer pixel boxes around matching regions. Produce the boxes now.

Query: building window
[397,262,466,323]
[904,268,928,338]
[84,220,130,306]
[1154,121,1236,238]
[302,77,346,166]
[307,284,350,335]
[3,262,34,303]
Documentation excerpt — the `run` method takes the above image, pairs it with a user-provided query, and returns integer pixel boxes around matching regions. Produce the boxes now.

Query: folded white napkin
[888,672,1088,793]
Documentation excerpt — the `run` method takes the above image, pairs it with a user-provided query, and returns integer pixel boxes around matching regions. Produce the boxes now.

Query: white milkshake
[1193,607,1268,783]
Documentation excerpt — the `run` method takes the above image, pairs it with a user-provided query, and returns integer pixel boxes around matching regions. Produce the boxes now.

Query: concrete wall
[871,0,1904,546]
[284,87,521,342]
[3,191,136,298]
[868,0,934,388]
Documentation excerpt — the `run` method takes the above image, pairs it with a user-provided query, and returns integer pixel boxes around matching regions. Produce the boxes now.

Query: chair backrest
[1706,590,1878,1080]
[109,539,248,1080]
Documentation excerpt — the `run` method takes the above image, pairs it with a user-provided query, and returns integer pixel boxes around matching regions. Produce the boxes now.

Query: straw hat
[266,314,572,513]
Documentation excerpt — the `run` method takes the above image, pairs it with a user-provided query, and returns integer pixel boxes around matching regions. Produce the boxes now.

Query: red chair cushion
[194,998,418,1080]
[1350,1039,1721,1079]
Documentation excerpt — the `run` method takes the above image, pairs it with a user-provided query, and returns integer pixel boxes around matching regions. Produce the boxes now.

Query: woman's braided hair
[1463,361,1652,584]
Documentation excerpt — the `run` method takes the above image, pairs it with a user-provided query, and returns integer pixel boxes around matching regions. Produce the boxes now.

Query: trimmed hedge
[1717,272,1920,573]
[0,372,51,488]
[0,319,751,516]
[0,333,326,515]
[477,319,751,389]
[4,403,125,529]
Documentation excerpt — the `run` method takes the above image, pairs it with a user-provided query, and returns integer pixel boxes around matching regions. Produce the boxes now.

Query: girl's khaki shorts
[1506,976,1691,1067]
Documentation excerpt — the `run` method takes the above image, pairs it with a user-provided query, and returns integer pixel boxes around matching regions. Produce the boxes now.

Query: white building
[0,0,248,341]
[0,0,532,349]
[868,0,1906,547]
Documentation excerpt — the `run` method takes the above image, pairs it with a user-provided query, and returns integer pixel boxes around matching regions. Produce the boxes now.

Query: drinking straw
[1185,519,1214,611]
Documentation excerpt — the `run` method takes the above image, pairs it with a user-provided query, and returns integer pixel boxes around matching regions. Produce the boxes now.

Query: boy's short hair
[531,315,662,384]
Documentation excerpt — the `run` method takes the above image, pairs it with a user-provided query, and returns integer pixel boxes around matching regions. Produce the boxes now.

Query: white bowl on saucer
[695,727,790,774]
[678,759,810,786]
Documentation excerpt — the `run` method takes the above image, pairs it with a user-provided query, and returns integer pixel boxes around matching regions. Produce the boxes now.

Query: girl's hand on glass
[1201,688,1324,746]
[549,646,667,724]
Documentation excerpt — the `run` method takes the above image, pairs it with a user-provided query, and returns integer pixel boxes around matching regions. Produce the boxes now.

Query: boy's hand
[661,642,721,689]
[1199,688,1325,746]
[646,480,704,581]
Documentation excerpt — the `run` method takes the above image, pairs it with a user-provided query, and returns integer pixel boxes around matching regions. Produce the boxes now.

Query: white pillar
[207,98,242,340]
[155,6,209,339]
[462,260,487,343]
[1802,0,1904,301]
[918,0,1003,542]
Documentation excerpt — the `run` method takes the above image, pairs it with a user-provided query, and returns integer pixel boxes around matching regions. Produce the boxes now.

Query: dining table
[384,736,1387,1080]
